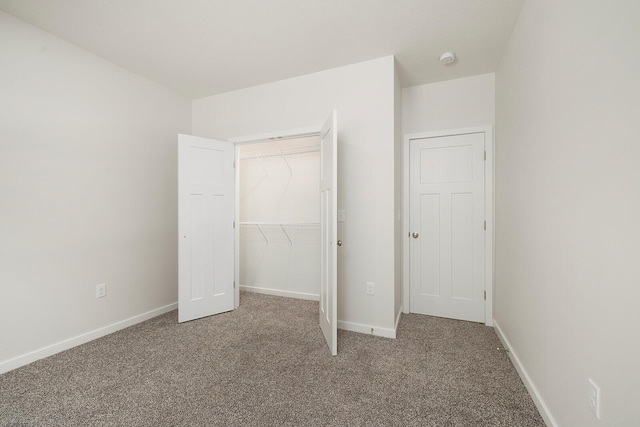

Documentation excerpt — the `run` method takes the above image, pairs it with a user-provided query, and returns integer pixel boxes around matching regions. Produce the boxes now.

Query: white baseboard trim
[0,302,177,375]
[240,285,319,301]
[493,319,558,427]
[338,320,396,339]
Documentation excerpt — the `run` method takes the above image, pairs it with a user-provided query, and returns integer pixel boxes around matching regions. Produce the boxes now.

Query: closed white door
[319,110,338,355]
[409,132,485,322]
[178,134,235,323]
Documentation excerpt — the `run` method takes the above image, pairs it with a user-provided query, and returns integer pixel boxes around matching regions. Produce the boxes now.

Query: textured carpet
[0,292,544,426]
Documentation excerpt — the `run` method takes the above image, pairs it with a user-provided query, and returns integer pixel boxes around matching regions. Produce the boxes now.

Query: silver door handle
[412,232,419,239]
[337,240,342,246]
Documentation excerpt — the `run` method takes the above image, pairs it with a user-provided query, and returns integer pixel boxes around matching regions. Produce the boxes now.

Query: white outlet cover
[366,281,374,295]
[96,283,106,298]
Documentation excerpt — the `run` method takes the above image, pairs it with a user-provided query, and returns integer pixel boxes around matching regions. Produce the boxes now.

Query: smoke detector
[439,52,456,65]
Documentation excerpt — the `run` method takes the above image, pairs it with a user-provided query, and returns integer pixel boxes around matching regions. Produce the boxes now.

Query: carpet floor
[0,292,544,426]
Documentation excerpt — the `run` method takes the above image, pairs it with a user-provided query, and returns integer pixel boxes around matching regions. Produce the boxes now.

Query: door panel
[420,144,474,183]
[419,194,440,296]
[451,192,473,300]
[410,132,485,322]
[178,134,235,323]
[319,110,337,356]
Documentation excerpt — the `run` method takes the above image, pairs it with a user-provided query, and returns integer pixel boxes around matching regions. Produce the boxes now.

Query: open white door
[319,110,338,355]
[178,134,235,323]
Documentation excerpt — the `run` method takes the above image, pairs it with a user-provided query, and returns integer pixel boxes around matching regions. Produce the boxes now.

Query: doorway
[237,136,321,301]
[177,110,338,354]
[403,126,494,325]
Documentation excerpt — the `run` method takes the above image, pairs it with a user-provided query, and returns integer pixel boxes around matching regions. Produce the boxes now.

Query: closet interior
[238,135,321,301]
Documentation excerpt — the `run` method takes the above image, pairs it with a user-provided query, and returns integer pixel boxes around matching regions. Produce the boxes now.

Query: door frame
[402,126,494,326]
[227,126,322,309]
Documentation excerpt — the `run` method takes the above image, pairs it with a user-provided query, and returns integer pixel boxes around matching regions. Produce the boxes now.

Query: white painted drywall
[402,73,495,134]
[495,0,640,425]
[193,56,397,333]
[239,139,320,299]
[0,11,191,370]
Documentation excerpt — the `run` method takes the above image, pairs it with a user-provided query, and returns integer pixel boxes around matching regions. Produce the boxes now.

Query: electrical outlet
[96,283,106,299]
[588,378,601,419]
[366,281,374,296]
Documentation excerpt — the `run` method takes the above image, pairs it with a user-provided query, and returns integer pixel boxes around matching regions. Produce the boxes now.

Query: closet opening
[178,111,337,353]
[237,135,322,303]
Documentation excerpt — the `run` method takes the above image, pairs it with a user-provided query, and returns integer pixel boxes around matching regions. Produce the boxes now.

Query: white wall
[495,0,640,425]
[193,56,398,335]
[402,73,495,134]
[239,138,320,300]
[0,12,191,372]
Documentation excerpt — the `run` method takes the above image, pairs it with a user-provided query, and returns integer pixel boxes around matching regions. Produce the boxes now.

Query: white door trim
[403,126,494,326]
[228,126,321,145]
[226,127,322,310]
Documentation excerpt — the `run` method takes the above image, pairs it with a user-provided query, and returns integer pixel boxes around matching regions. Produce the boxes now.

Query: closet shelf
[239,222,319,226]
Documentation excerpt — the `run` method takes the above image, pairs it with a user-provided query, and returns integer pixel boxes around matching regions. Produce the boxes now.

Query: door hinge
[484,290,486,300]
[233,161,236,168]
[233,281,236,289]
[484,151,487,161]
[484,220,487,230]
[233,221,236,229]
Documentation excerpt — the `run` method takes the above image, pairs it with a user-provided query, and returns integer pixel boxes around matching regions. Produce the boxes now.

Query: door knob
[337,240,342,246]
[412,232,419,239]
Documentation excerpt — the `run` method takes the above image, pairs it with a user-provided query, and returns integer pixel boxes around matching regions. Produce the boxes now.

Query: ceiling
[0,0,525,99]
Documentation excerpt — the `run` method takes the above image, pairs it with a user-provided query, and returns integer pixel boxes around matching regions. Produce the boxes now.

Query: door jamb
[402,126,494,326]
[227,126,322,309]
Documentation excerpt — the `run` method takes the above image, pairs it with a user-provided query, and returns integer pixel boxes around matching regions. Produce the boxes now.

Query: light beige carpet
[0,292,544,426]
